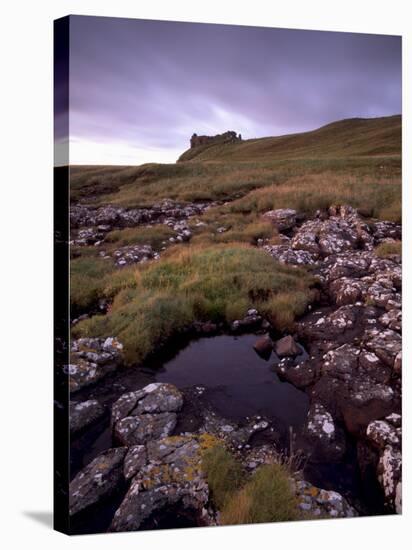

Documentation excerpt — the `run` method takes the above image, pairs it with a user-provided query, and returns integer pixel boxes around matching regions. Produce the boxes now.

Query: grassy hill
[177,115,401,162]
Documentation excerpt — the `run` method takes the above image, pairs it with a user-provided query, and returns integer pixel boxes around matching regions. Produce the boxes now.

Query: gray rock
[70,399,105,434]
[114,412,177,446]
[69,447,127,516]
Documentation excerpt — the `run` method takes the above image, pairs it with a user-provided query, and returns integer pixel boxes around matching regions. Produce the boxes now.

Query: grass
[72,244,315,364]
[221,464,300,525]
[202,445,246,509]
[221,173,401,222]
[202,444,300,524]
[178,115,401,162]
[375,240,402,258]
[104,225,176,250]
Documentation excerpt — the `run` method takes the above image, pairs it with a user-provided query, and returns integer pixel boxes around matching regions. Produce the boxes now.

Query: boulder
[274,335,300,357]
[69,447,127,516]
[253,335,273,359]
[262,209,297,231]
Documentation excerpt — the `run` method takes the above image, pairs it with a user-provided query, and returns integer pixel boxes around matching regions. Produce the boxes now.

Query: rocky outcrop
[293,478,357,518]
[190,131,241,149]
[262,208,297,231]
[67,337,123,393]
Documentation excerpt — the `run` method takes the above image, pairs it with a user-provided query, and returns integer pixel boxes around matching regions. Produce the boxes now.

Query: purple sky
[55,15,401,165]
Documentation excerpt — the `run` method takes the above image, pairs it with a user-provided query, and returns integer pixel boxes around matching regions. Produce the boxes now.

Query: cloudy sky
[54,15,401,165]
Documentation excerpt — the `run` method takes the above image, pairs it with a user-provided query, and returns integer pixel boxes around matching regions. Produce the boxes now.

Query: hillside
[177,115,401,162]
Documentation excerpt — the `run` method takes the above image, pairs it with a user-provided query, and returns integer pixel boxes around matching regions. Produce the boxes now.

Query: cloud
[55,16,401,165]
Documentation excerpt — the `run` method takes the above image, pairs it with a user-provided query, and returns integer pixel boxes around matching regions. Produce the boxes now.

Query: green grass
[202,445,246,509]
[104,225,176,250]
[375,240,402,258]
[221,464,300,525]
[202,445,300,524]
[178,115,401,162]
[72,244,315,364]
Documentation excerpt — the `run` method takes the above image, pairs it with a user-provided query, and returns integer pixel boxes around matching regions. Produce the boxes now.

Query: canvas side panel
[53,15,70,535]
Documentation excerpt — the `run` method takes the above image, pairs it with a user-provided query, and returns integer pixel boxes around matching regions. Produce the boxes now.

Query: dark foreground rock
[69,447,127,516]
[70,399,105,434]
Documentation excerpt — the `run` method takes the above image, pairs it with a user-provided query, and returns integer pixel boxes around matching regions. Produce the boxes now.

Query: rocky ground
[67,201,402,532]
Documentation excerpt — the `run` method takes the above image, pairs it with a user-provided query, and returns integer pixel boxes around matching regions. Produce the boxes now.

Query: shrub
[202,445,246,509]
[221,464,300,525]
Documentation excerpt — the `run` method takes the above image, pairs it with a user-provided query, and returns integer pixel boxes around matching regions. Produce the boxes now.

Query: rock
[69,447,127,516]
[275,360,317,389]
[253,335,273,359]
[303,403,346,462]
[70,399,105,434]
[112,383,183,424]
[263,244,316,266]
[274,335,300,357]
[339,379,395,434]
[111,384,183,446]
[262,209,297,231]
[364,328,401,369]
[114,412,177,446]
[393,351,402,375]
[110,435,210,532]
[67,337,123,393]
[123,445,147,480]
[111,244,158,267]
[293,478,357,518]
[366,420,400,449]
[377,446,402,513]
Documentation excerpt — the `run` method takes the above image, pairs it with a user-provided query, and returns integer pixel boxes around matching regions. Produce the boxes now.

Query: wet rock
[303,403,346,462]
[124,445,147,480]
[253,335,273,359]
[275,359,317,389]
[262,208,297,231]
[70,399,105,434]
[67,337,123,393]
[69,447,127,516]
[274,335,300,357]
[231,310,263,332]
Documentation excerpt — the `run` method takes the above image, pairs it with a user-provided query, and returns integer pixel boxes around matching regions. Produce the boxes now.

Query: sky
[54,15,401,166]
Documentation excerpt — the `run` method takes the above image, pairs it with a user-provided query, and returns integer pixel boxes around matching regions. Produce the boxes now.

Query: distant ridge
[177,115,401,162]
